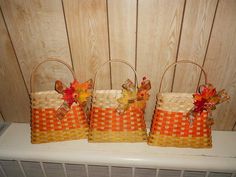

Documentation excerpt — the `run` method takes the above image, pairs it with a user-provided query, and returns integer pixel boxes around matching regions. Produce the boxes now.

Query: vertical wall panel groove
[233,122,236,131]
[201,0,236,130]
[0,111,5,122]
[137,0,185,125]
[0,164,7,177]
[197,0,220,89]
[172,0,218,92]
[61,0,74,71]
[0,7,30,122]
[134,0,139,70]
[0,0,73,92]
[0,7,29,95]
[170,0,187,92]
[63,0,110,90]
[108,0,137,89]
[106,0,113,89]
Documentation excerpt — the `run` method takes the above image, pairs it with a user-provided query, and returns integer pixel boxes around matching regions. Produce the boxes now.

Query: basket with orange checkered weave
[88,60,150,142]
[148,60,229,148]
[30,58,90,144]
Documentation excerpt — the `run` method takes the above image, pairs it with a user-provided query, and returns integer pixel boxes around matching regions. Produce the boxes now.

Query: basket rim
[30,90,59,96]
[158,92,193,96]
[94,90,122,94]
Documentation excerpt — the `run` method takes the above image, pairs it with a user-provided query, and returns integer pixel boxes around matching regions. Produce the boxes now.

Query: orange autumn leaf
[201,85,216,100]
[56,79,93,107]
[191,83,230,115]
[117,77,151,113]
[71,79,93,90]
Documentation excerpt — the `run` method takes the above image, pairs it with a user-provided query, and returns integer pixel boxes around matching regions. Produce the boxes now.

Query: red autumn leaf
[193,99,207,113]
[63,87,75,106]
[201,85,216,100]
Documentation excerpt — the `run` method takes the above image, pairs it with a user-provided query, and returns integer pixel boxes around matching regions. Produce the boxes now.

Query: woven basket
[88,60,147,142]
[148,60,212,148]
[30,58,89,144]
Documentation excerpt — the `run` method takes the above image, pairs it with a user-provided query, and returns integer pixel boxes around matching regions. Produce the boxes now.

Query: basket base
[148,134,212,148]
[31,128,88,144]
[88,130,147,143]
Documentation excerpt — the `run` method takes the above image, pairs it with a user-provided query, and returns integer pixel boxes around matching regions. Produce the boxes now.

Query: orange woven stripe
[31,105,88,131]
[90,106,146,131]
[150,109,211,137]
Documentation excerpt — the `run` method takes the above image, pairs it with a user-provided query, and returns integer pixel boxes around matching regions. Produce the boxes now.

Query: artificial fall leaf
[193,94,203,101]
[133,100,146,110]
[122,79,135,91]
[116,77,151,114]
[137,77,151,101]
[199,84,216,100]
[139,77,151,90]
[217,89,230,103]
[117,89,137,105]
[193,99,206,112]
[55,79,93,120]
[71,79,93,91]
[189,83,230,125]
[60,79,93,106]
[78,91,91,104]
[208,96,220,105]
[63,87,75,106]
[137,90,150,101]
[117,86,137,114]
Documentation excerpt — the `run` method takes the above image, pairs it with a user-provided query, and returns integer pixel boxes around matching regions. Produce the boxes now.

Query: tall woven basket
[30,58,89,144]
[88,60,147,142]
[148,60,212,148]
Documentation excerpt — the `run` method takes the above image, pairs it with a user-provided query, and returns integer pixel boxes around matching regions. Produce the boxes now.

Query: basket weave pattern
[89,130,146,142]
[148,94,212,148]
[151,109,211,136]
[30,59,90,144]
[31,91,88,144]
[157,93,193,112]
[89,90,147,142]
[148,60,212,148]
[90,107,146,131]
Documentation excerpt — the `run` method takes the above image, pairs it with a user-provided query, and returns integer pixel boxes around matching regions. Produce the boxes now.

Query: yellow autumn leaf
[78,91,91,103]
[117,90,137,105]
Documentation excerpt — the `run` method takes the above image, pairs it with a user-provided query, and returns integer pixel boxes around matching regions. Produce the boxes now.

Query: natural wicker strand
[93,59,139,94]
[159,60,208,93]
[30,58,76,92]
[89,60,147,143]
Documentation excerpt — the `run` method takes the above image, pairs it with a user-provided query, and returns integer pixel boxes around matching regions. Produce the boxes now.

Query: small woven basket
[148,60,212,148]
[88,60,147,142]
[30,58,89,144]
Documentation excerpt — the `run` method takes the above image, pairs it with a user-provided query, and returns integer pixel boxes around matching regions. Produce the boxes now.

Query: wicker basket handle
[93,59,139,92]
[30,58,76,92]
[159,60,208,92]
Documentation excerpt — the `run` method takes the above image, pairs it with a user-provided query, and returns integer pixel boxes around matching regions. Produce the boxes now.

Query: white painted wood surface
[0,0,235,130]
[0,123,235,172]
